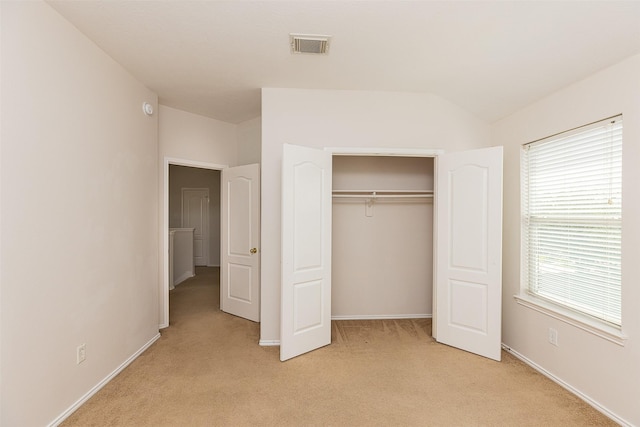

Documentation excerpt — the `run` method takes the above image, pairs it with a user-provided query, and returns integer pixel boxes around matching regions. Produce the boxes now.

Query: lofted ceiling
[47,1,640,124]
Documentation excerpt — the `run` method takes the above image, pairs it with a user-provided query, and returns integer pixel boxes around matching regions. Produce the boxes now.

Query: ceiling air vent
[290,34,331,55]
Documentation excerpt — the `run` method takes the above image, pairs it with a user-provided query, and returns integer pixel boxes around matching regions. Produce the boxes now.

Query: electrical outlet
[77,344,86,364]
[548,328,558,346]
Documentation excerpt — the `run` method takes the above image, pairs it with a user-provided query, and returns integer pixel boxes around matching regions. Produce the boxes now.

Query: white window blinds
[521,116,622,326]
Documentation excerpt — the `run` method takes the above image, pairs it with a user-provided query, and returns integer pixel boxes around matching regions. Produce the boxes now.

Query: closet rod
[332,192,433,199]
[332,190,433,194]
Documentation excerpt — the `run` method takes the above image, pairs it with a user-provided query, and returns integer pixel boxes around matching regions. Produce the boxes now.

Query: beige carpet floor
[63,267,615,426]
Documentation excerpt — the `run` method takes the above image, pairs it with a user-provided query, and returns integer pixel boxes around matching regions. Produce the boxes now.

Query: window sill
[514,294,627,347]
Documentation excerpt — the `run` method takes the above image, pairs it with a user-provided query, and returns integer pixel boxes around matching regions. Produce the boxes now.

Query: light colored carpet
[63,267,615,426]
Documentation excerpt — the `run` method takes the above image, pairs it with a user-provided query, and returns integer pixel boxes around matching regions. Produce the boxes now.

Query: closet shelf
[332,190,433,199]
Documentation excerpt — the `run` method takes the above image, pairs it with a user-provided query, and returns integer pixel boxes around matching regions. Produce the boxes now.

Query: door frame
[160,157,227,329]
[326,147,443,158]
[327,147,444,330]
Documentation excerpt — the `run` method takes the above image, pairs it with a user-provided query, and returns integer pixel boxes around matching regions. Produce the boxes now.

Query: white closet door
[280,144,332,361]
[435,146,503,361]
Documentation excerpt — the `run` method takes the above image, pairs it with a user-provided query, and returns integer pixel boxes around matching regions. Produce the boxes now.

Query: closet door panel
[281,144,332,361]
[435,146,503,361]
[450,165,488,272]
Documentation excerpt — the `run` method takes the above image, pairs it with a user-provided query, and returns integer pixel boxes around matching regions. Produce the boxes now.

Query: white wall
[159,105,238,164]
[169,165,221,266]
[492,54,640,425]
[237,116,262,165]
[169,228,194,286]
[260,88,490,342]
[157,105,237,327]
[1,2,159,425]
[0,3,4,422]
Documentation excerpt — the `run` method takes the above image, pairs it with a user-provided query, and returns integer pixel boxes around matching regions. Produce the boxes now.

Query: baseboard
[501,344,631,427]
[259,316,431,346]
[49,333,161,427]
[173,271,194,286]
[331,314,432,320]
[159,322,169,329]
[206,264,220,268]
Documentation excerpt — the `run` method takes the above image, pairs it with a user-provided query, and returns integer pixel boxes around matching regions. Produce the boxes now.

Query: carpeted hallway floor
[62,267,615,426]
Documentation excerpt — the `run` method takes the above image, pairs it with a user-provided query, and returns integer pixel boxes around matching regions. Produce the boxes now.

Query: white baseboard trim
[173,271,194,286]
[331,314,432,320]
[49,333,161,427]
[159,322,169,329]
[501,344,631,427]
[206,264,220,268]
[259,316,432,346]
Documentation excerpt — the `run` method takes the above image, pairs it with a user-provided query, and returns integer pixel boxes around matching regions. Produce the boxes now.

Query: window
[521,116,622,327]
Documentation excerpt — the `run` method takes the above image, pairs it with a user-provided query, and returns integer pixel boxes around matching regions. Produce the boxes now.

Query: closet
[331,156,434,319]
[280,144,503,362]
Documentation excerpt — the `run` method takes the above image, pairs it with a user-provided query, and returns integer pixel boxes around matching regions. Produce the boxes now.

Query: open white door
[280,144,332,361]
[435,146,503,361]
[221,164,260,322]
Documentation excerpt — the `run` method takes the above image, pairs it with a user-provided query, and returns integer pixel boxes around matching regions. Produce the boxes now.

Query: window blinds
[521,116,622,326]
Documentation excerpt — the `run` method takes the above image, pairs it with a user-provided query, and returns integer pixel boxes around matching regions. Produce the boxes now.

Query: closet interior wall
[331,156,434,319]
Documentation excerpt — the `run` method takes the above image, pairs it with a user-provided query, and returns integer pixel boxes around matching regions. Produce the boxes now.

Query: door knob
[250,248,257,254]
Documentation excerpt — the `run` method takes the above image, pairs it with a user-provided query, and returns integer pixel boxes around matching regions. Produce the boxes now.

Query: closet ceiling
[47,1,640,124]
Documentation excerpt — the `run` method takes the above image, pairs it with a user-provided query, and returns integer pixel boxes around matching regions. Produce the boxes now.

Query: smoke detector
[290,34,331,55]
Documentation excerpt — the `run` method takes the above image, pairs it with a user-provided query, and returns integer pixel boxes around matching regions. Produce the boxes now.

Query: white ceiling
[48,1,640,124]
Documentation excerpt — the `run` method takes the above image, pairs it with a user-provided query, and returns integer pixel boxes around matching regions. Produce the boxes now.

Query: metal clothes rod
[332,190,433,193]
[332,190,433,199]
[332,194,433,199]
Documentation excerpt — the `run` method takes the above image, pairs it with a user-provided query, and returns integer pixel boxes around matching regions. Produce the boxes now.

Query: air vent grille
[290,34,331,55]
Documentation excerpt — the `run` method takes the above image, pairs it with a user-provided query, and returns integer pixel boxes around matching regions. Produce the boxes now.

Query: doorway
[161,158,227,328]
[331,155,434,320]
